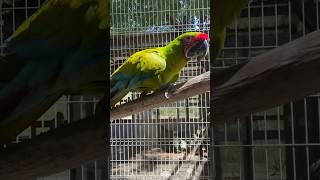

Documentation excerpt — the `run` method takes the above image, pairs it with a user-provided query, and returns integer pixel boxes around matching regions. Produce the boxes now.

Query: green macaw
[212,0,249,62]
[0,0,108,145]
[110,32,209,107]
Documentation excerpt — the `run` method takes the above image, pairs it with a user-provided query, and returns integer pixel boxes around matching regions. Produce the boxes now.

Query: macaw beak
[186,39,209,63]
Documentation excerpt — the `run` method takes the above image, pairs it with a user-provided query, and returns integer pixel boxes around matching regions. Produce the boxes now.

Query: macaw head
[180,32,209,62]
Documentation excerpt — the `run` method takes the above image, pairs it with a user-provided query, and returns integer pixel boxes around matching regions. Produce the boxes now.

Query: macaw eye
[185,36,193,42]
[183,36,193,46]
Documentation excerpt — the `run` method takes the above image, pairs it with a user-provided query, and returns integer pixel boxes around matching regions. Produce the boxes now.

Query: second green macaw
[0,0,107,145]
[212,0,249,62]
[110,32,209,107]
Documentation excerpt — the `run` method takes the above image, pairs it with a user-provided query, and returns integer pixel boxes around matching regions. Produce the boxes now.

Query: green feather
[212,0,249,62]
[7,0,107,50]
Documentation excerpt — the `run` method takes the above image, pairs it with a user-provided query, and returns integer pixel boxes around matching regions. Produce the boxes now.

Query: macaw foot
[165,83,177,99]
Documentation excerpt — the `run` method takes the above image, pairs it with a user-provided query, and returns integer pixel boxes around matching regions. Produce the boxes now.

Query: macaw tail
[0,60,63,145]
[110,78,130,107]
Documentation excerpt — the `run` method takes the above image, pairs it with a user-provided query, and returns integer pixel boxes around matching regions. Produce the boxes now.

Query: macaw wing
[5,0,106,60]
[110,49,166,106]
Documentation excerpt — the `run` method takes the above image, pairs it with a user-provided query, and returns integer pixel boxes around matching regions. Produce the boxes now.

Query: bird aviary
[110,0,210,179]
[212,0,320,179]
[0,1,106,179]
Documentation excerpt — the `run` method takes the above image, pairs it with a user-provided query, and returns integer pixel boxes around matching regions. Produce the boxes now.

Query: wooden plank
[213,30,320,122]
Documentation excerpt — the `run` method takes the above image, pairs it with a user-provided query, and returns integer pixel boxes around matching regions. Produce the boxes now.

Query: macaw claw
[165,83,177,99]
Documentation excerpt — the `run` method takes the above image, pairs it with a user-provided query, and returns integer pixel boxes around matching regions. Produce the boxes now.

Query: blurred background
[0,0,107,179]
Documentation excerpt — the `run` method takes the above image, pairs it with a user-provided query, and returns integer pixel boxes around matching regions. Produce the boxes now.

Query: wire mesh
[110,0,211,179]
[212,0,320,179]
[0,1,106,179]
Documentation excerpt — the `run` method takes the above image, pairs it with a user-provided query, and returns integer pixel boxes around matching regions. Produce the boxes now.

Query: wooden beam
[0,109,108,180]
[213,30,320,122]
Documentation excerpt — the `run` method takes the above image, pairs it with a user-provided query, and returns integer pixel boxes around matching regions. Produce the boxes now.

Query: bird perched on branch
[0,0,108,145]
[212,0,249,62]
[110,32,209,107]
